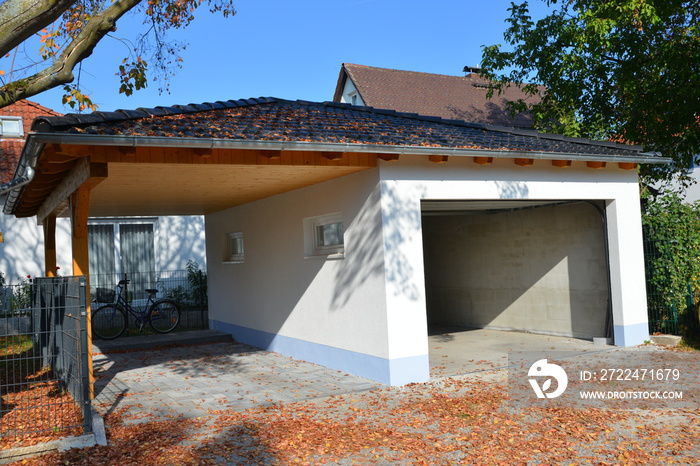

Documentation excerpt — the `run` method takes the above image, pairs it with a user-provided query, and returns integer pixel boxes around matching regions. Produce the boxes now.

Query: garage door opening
[421,200,611,346]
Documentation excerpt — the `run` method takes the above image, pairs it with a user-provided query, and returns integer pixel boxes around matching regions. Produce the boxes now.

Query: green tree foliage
[642,192,700,331]
[480,1,700,181]
[0,0,236,110]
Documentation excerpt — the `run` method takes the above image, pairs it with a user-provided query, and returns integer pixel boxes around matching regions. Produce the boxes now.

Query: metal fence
[90,269,208,331]
[0,276,91,441]
[642,236,698,335]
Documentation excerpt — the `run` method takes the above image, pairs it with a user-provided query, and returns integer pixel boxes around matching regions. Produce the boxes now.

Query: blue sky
[25,0,553,113]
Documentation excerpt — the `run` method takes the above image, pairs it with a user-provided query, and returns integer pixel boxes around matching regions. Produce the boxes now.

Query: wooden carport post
[38,157,108,398]
[70,186,90,278]
[70,184,95,398]
[42,214,57,277]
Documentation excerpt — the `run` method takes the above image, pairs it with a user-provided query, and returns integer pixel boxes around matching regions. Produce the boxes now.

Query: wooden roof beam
[618,162,637,170]
[552,160,572,168]
[429,155,449,163]
[193,148,213,158]
[48,144,84,158]
[587,161,607,169]
[473,156,493,165]
[37,158,108,224]
[514,158,534,166]
[118,146,136,157]
[321,151,345,160]
[257,150,282,159]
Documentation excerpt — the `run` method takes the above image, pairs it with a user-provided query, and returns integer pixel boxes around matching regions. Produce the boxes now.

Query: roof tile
[30,97,649,158]
[334,63,541,128]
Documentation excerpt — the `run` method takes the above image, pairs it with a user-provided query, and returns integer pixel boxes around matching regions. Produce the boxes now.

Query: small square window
[226,232,244,263]
[0,117,23,138]
[305,213,344,257]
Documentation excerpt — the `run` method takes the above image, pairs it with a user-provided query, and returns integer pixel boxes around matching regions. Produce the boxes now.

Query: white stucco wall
[378,156,649,347]
[205,169,420,383]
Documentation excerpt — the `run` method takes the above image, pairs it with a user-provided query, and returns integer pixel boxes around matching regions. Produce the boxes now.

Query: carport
[2,97,669,385]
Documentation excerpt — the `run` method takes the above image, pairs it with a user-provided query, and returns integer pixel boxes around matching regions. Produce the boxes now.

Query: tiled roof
[32,97,648,158]
[333,64,540,128]
[1,100,61,184]
[0,140,24,184]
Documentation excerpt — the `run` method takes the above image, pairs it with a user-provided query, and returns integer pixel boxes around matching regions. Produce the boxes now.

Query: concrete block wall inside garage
[422,202,608,339]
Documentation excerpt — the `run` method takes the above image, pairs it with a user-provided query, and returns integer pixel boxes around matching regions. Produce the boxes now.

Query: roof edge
[24,132,670,164]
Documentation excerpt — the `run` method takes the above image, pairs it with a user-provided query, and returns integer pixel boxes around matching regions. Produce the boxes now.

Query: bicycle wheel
[148,299,180,333]
[92,304,127,340]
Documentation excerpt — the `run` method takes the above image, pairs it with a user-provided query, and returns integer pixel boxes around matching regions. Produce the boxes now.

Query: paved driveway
[428,326,608,379]
[92,328,618,424]
[92,337,381,423]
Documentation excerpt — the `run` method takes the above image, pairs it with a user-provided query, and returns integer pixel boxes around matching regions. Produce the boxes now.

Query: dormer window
[0,117,23,138]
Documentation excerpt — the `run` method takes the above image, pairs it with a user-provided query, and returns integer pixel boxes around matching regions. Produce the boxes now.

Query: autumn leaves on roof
[32,97,648,158]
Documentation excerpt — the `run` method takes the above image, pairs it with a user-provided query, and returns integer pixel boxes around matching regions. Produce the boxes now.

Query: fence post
[79,277,93,434]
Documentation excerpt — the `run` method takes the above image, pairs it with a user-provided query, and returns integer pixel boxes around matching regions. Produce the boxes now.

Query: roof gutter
[1,136,44,214]
[26,133,671,164]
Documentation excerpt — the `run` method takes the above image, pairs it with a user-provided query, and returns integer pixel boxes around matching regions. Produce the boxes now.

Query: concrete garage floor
[428,325,606,380]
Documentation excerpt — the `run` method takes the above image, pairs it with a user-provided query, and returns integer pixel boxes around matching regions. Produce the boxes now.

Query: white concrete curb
[0,407,107,464]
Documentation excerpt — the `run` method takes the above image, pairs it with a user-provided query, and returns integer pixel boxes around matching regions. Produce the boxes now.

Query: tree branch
[0,0,143,107]
[0,0,76,57]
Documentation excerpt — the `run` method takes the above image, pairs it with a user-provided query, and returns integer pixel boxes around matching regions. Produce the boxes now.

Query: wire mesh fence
[642,236,698,336]
[90,268,208,332]
[0,276,91,444]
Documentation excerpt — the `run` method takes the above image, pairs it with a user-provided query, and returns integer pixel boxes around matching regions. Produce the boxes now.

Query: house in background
[0,100,206,288]
[0,100,70,283]
[333,63,540,128]
[3,97,667,384]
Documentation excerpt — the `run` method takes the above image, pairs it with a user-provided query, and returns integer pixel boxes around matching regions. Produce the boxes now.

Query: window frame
[304,213,344,258]
[225,231,245,263]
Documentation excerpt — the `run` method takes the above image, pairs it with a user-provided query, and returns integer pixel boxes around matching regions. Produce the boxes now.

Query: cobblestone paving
[92,340,381,423]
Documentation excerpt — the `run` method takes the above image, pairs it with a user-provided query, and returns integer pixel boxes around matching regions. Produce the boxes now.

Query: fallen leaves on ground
[11,378,700,465]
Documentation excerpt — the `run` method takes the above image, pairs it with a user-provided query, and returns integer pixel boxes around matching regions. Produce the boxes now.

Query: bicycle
[91,274,180,340]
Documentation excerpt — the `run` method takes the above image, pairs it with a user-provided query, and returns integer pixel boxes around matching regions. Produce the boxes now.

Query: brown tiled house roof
[32,97,647,158]
[1,100,61,184]
[333,63,540,128]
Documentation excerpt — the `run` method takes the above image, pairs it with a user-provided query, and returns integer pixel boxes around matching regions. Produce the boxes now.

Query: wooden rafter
[37,157,108,223]
[552,160,572,168]
[514,158,534,166]
[321,151,345,160]
[587,161,606,169]
[429,155,449,163]
[473,156,493,165]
